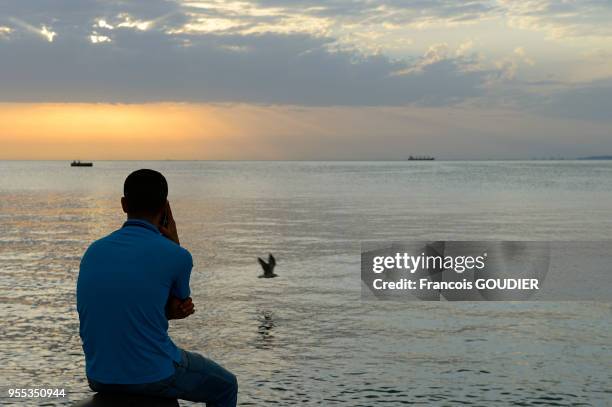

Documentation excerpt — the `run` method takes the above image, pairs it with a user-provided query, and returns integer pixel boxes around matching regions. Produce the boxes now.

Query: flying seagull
[258,254,277,278]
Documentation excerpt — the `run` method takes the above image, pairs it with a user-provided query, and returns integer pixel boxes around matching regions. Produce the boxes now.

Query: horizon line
[0,157,608,162]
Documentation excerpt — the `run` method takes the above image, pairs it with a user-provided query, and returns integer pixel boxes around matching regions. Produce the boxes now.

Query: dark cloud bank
[0,0,610,120]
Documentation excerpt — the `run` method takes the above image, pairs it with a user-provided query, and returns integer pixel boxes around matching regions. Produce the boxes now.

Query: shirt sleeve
[171,250,192,300]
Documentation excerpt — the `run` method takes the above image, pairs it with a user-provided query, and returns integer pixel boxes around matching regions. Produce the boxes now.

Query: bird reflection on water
[255,310,276,350]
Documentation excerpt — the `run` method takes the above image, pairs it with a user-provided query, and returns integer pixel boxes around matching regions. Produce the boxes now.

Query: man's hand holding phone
[159,201,180,245]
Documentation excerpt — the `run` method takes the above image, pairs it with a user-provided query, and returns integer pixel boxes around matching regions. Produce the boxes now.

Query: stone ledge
[72,393,179,407]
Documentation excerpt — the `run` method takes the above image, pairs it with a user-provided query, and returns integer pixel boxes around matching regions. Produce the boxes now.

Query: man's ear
[121,197,129,214]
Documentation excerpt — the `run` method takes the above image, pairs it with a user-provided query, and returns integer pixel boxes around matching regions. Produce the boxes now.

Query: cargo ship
[407,155,435,161]
[70,160,93,167]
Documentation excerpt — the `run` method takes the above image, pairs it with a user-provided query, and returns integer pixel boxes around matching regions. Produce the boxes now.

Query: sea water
[0,160,611,405]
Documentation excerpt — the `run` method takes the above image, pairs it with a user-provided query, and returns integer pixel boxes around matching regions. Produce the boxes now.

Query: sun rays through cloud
[8,17,56,42]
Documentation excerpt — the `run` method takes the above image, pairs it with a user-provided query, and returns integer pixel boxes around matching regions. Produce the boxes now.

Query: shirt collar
[122,218,161,234]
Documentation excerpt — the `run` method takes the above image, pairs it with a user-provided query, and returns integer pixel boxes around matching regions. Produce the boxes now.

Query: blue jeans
[88,350,238,407]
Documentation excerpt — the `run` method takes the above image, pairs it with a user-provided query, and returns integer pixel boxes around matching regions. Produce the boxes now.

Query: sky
[1,0,611,160]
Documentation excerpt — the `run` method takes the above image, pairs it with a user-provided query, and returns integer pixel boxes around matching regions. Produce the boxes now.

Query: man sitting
[77,169,237,406]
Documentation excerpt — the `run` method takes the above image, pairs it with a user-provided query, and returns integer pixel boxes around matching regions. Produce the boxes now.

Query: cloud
[0,28,492,106]
[89,33,111,44]
[493,47,535,81]
[539,78,612,121]
[455,40,474,57]
[0,0,610,114]
[40,25,56,42]
[8,17,57,42]
[500,0,612,40]
[0,0,494,106]
[393,42,449,75]
[0,26,12,39]
[95,19,115,30]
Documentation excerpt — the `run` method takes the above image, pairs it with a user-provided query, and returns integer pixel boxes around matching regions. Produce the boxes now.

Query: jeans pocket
[176,349,189,370]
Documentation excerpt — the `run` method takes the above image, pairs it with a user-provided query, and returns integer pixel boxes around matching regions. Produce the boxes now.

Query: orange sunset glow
[0,103,244,160]
[2,102,611,161]
[3,103,390,160]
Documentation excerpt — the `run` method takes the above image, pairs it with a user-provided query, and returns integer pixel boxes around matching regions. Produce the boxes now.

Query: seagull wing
[268,254,276,268]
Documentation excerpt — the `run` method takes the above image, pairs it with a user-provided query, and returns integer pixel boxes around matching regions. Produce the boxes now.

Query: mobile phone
[162,210,169,228]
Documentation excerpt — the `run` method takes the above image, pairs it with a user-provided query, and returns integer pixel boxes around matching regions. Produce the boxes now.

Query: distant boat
[579,155,612,160]
[408,155,435,161]
[70,160,93,167]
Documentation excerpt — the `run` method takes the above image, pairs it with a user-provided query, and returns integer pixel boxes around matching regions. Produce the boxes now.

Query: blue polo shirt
[77,219,192,384]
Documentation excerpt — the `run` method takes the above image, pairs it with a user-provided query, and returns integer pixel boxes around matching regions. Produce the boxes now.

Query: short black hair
[123,169,168,214]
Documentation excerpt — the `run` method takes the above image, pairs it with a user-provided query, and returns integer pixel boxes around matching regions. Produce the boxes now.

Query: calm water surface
[0,161,611,406]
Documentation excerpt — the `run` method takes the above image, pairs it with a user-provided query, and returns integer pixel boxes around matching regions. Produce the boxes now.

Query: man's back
[77,219,192,384]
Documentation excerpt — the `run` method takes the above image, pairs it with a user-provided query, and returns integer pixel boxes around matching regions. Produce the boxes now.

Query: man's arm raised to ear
[159,201,180,245]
